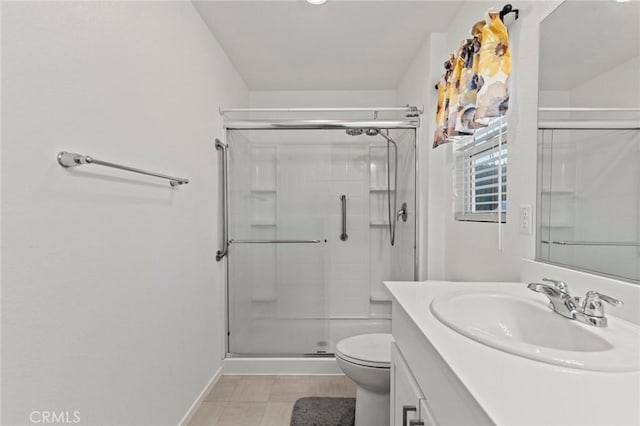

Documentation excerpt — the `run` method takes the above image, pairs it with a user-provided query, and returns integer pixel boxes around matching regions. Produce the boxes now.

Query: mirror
[537,0,640,283]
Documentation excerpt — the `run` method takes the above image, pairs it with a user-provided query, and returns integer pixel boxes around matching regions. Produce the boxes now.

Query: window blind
[454,118,507,223]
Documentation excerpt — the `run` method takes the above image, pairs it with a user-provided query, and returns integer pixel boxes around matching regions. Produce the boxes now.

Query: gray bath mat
[290,397,356,426]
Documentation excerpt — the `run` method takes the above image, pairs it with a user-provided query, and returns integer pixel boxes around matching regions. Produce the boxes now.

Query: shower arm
[377,131,395,145]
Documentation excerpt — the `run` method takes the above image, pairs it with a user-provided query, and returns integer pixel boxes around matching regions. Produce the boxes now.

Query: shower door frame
[219,118,421,357]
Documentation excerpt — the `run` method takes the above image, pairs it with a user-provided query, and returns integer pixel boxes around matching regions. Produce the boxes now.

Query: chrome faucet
[527,278,577,319]
[527,278,623,327]
[574,291,623,327]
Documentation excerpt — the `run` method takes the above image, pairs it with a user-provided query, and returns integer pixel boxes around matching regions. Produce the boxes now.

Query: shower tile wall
[369,135,415,305]
[228,132,256,343]
[244,142,394,317]
[277,146,330,320]
[369,146,393,301]
[329,147,370,317]
[274,145,370,319]
[250,147,277,302]
[393,131,417,282]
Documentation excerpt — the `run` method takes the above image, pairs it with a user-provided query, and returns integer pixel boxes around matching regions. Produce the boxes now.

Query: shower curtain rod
[219,106,424,115]
[223,119,420,130]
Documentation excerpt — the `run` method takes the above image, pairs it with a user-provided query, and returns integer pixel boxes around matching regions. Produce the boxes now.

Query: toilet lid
[336,333,392,368]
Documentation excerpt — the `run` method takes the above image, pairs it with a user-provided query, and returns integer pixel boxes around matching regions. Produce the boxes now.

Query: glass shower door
[225,127,417,355]
[227,130,330,355]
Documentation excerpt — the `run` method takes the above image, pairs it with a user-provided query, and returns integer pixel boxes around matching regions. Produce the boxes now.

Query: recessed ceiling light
[306,0,327,5]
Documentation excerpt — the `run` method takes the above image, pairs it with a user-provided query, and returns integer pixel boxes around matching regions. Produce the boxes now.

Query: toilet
[335,333,392,426]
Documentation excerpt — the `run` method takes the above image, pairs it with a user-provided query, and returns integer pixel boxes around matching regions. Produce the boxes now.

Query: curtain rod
[499,4,519,22]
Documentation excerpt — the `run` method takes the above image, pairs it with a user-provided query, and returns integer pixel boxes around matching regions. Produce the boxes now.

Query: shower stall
[216,109,419,356]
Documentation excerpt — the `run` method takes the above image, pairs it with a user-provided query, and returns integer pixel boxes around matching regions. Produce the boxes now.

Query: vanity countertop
[384,280,640,426]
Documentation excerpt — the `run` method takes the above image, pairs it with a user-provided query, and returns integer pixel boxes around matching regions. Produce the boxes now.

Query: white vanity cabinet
[386,280,640,426]
[389,296,494,426]
[390,342,435,426]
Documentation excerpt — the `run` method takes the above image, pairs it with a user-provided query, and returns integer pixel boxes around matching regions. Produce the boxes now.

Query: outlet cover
[519,204,533,235]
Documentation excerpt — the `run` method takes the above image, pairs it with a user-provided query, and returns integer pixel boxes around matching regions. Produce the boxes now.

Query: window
[454,118,507,223]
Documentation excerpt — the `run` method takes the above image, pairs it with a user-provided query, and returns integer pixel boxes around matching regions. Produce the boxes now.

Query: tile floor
[188,374,357,426]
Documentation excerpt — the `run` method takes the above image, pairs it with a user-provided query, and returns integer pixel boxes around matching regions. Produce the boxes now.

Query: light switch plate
[519,204,533,235]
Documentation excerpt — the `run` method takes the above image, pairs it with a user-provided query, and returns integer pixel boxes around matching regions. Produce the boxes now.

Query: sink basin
[430,291,640,372]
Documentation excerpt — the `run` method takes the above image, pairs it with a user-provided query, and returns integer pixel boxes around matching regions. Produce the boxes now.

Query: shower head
[345,128,364,136]
[345,128,396,148]
[346,128,381,137]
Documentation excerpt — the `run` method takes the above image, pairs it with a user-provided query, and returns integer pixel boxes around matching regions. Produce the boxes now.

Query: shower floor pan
[228,318,391,356]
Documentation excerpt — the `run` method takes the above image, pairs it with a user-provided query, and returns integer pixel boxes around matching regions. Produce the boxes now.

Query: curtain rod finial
[500,4,519,21]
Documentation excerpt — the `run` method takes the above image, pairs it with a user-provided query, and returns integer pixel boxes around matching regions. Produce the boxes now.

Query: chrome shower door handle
[340,194,348,242]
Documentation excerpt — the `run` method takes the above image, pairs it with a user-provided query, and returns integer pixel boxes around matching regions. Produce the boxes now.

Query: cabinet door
[391,342,424,426]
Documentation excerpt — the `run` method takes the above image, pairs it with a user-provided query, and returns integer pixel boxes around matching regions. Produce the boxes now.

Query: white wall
[571,55,640,109]
[397,1,562,282]
[249,90,397,117]
[396,32,448,280]
[1,2,247,425]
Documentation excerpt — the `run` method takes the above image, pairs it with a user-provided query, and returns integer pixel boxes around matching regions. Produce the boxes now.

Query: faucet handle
[542,278,568,293]
[581,291,623,318]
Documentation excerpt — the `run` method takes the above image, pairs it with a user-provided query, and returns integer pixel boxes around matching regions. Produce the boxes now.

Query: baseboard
[223,357,341,374]
[178,366,223,426]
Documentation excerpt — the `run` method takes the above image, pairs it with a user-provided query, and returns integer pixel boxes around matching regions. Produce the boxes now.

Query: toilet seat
[335,333,392,369]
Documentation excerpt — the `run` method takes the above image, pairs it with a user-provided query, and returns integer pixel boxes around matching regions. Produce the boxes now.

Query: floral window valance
[433,9,513,148]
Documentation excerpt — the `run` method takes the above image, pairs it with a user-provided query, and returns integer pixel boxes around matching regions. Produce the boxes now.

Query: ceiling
[193,1,464,90]
[539,0,640,91]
